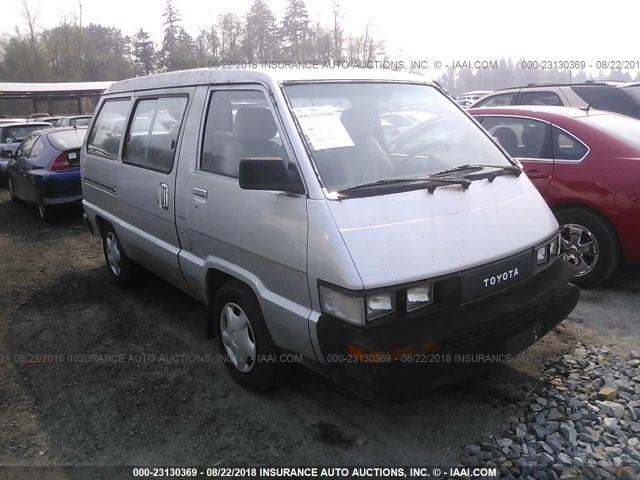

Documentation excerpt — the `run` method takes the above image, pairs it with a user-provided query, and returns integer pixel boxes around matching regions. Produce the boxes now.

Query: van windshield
[283,82,511,193]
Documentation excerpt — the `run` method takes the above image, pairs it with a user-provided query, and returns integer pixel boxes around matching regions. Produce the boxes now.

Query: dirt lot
[0,188,638,469]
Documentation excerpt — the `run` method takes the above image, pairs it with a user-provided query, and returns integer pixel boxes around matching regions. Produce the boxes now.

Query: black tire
[38,201,54,222]
[555,208,620,288]
[213,280,281,391]
[101,224,136,288]
[7,175,20,203]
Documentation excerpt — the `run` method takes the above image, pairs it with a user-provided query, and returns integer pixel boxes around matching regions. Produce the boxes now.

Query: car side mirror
[0,150,13,159]
[239,159,305,194]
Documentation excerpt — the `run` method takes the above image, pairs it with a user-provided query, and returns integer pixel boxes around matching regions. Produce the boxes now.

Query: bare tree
[78,0,83,54]
[331,2,343,61]
[21,1,38,55]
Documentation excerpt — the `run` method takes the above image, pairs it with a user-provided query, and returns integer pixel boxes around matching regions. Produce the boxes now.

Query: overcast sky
[2,0,639,70]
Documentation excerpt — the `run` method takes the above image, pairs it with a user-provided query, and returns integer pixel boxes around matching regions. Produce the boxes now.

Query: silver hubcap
[560,223,599,277]
[105,232,122,276]
[220,303,256,373]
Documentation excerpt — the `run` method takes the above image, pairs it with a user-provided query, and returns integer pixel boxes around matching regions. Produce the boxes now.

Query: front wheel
[214,280,282,391]
[555,208,620,288]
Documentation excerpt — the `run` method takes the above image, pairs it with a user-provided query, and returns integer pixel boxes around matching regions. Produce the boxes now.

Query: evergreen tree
[281,0,310,60]
[244,0,278,62]
[159,0,182,70]
[132,29,156,76]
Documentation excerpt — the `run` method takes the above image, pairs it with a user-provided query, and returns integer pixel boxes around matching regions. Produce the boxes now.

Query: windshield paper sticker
[293,106,354,150]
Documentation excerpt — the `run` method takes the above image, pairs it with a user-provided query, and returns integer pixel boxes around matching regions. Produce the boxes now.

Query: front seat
[338,106,394,185]
[492,127,518,156]
[222,107,285,177]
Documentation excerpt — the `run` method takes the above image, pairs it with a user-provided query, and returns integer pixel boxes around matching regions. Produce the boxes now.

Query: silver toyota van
[81,69,579,395]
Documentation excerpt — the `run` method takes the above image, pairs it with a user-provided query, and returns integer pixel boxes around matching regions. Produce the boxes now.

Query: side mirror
[0,150,13,159]
[239,159,305,194]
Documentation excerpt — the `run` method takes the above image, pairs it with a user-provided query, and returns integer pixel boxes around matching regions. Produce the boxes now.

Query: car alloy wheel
[219,302,256,373]
[559,223,599,277]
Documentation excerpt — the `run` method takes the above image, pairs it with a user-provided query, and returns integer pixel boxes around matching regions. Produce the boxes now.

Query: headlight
[365,292,396,321]
[407,284,433,312]
[319,285,365,325]
[536,245,548,265]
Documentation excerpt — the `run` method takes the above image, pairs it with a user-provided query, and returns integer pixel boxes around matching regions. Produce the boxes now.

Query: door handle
[159,183,169,209]
[527,171,550,179]
[193,187,208,198]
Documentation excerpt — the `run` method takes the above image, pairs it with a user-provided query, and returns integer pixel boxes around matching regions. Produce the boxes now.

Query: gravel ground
[0,189,639,478]
[460,345,640,479]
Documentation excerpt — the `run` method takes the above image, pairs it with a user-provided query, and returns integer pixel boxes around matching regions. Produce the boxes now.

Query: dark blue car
[0,122,53,185]
[2,126,87,221]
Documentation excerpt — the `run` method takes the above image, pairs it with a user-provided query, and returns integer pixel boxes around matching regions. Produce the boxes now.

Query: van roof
[105,68,433,94]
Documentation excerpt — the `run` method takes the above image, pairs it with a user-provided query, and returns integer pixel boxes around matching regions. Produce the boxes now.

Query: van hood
[326,176,557,289]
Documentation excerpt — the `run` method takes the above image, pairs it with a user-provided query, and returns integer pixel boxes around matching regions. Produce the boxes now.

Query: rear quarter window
[552,126,588,161]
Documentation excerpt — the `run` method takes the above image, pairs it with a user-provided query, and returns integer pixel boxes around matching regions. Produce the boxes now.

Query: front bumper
[316,259,579,397]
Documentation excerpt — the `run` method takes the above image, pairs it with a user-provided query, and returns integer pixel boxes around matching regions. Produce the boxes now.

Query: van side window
[201,90,289,178]
[86,99,131,159]
[123,96,188,173]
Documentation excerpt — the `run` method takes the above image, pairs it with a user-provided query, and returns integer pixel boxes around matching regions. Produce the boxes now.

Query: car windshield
[283,82,511,193]
[48,128,88,150]
[579,113,640,150]
[0,125,48,144]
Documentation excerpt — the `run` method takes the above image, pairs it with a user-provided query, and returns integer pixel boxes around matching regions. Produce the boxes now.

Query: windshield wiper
[337,176,471,196]
[431,164,522,182]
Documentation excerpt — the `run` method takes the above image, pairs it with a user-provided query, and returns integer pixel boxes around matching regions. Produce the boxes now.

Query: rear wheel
[555,208,620,288]
[38,201,54,222]
[214,280,281,391]
[101,224,136,287]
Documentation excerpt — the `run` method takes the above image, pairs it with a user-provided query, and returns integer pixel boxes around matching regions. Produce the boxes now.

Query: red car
[468,106,640,287]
